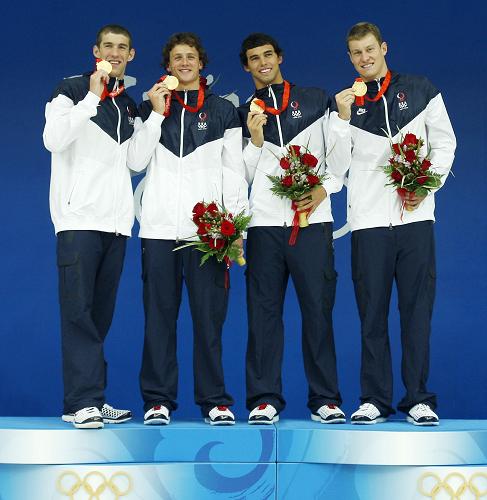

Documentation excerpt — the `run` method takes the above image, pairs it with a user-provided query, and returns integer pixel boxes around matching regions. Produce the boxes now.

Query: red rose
[209,238,225,250]
[206,202,218,214]
[280,157,291,170]
[391,170,403,182]
[392,143,401,155]
[307,174,320,186]
[403,133,418,146]
[302,153,318,168]
[404,149,416,163]
[421,159,432,171]
[201,235,210,243]
[290,145,301,156]
[281,176,293,187]
[417,176,428,185]
[197,223,211,235]
[193,202,206,217]
[220,220,236,236]
[193,214,201,224]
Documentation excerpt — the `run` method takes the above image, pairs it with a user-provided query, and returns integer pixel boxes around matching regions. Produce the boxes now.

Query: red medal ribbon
[261,80,291,116]
[158,75,174,117]
[223,256,231,290]
[95,59,124,101]
[171,77,206,114]
[355,70,391,106]
[288,201,310,246]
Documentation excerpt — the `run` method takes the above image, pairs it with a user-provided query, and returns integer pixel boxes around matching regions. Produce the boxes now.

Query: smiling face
[93,32,135,79]
[244,44,283,89]
[166,44,203,90]
[348,33,388,82]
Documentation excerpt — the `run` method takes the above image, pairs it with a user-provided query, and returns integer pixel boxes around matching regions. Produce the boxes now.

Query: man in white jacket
[332,22,456,425]
[43,25,136,429]
[238,33,348,425]
[128,33,248,426]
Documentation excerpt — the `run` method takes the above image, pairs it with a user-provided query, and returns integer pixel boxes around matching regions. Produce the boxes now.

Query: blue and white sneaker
[351,403,387,424]
[62,403,131,424]
[311,404,346,424]
[204,406,235,425]
[248,403,279,425]
[144,405,170,425]
[407,403,439,426]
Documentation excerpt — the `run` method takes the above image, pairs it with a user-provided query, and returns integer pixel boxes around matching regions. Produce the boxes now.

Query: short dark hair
[96,24,133,50]
[346,22,383,49]
[239,33,283,66]
[162,32,209,69]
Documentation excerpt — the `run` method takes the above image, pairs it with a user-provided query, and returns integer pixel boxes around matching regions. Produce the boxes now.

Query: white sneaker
[72,407,104,429]
[351,403,387,424]
[204,406,235,425]
[144,405,170,425]
[407,403,439,426]
[311,404,346,424]
[62,403,131,424]
[248,404,279,425]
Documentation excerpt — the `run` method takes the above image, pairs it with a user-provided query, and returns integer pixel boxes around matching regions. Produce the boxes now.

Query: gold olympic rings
[56,470,132,499]
[418,471,487,500]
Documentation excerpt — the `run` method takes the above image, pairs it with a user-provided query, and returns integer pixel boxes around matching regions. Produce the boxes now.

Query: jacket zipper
[175,92,187,242]
[111,86,122,235]
[268,85,287,227]
[379,79,393,229]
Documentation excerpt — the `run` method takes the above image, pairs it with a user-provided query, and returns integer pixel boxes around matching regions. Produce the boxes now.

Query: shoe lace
[357,403,379,417]
[414,403,433,415]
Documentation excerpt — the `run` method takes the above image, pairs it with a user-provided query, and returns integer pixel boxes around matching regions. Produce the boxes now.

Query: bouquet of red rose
[175,201,251,267]
[383,133,442,213]
[267,144,327,244]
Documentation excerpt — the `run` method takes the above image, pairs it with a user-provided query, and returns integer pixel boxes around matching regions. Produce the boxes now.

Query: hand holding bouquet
[175,201,251,268]
[267,144,327,244]
[383,133,442,214]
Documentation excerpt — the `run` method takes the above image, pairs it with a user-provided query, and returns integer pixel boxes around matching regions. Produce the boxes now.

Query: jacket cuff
[82,91,101,113]
[329,111,351,130]
[146,110,165,127]
[244,140,263,161]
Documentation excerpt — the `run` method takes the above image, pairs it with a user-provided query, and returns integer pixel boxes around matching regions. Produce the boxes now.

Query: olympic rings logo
[56,470,132,499]
[418,472,487,499]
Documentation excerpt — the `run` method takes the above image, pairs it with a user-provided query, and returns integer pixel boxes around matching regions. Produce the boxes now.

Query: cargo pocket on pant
[427,267,436,313]
[323,268,338,309]
[57,251,79,300]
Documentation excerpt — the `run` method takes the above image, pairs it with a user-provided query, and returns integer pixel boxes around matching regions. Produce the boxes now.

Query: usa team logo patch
[290,101,302,119]
[397,92,408,110]
[198,111,208,130]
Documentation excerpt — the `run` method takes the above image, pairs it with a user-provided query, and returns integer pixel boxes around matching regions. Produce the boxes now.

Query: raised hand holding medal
[146,75,178,116]
[93,58,126,101]
[90,58,111,98]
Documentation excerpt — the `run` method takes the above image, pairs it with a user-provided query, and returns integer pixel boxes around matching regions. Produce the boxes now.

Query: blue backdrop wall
[0,0,485,420]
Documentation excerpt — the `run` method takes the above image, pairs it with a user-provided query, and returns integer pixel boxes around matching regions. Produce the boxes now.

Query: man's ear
[381,42,388,56]
[128,48,135,62]
[93,45,100,59]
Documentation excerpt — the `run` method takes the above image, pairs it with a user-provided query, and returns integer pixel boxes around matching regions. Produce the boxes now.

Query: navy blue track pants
[139,239,234,416]
[351,221,437,415]
[245,223,342,414]
[57,230,126,414]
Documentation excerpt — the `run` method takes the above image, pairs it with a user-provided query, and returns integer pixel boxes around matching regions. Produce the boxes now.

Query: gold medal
[352,80,367,97]
[250,98,265,114]
[164,75,179,90]
[96,59,112,74]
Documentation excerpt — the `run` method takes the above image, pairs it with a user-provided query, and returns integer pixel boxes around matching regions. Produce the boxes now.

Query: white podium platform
[0,417,486,499]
